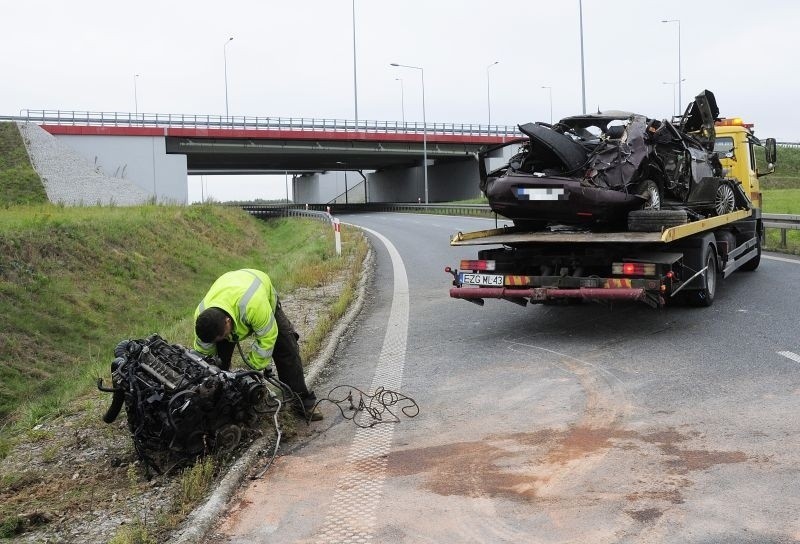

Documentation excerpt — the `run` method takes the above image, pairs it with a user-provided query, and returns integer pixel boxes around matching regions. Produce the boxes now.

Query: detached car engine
[98,334,273,471]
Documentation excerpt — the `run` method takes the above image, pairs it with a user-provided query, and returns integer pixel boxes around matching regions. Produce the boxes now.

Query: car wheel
[635,179,661,210]
[686,245,718,307]
[627,209,688,232]
[714,182,736,215]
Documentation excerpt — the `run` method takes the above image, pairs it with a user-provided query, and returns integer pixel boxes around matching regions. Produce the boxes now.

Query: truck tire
[739,222,762,272]
[627,209,688,232]
[686,245,718,307]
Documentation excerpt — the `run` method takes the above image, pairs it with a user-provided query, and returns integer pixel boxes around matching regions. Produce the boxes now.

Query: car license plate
[460,273,504,286]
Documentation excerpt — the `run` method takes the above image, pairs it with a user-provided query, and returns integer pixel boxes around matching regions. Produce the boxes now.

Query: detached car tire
[627,209,688,232]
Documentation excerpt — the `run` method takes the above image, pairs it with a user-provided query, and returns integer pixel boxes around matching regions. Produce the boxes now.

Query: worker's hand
[263,367,275,379]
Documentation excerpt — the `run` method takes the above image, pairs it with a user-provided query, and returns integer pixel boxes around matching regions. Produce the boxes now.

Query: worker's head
[195,307,233,343]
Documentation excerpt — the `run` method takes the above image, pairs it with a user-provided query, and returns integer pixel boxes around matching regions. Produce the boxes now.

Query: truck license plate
[460,273,504,286]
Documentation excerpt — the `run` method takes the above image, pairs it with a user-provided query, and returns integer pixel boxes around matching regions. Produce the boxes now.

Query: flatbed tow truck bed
[450,210,752,246]
[446,209,760,308]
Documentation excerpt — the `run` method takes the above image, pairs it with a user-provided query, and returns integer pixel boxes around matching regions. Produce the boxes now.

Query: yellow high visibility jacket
[193,269,279,370]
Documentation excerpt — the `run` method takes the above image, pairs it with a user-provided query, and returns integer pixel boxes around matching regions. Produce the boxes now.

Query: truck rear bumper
[450,286,648,303]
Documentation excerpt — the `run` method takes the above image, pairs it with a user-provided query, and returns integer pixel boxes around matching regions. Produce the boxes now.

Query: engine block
[99,334,272,471]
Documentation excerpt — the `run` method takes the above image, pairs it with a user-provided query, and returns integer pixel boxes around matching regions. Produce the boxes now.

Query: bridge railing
[16,109,522,138]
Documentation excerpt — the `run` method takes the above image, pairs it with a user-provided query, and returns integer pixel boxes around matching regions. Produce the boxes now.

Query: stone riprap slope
[17,122,151,206]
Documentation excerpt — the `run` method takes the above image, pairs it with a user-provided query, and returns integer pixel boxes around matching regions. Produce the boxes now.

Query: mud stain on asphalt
[385,441,542,500]
[626,508,664,523]
[641,429,749,474]
[387,426,750,503]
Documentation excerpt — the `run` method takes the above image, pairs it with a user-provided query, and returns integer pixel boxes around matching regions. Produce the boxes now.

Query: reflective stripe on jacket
[193,269,279,370]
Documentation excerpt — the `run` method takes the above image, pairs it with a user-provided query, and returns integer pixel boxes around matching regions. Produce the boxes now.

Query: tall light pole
[133,73,140,115]
[661,19,681,110]
[223,36,234,119]
[391,63,428,203]
[352,0,358,126]
[395,78,405,124]
[541,86,553,124]
[579,0,586,114]
[486,61,499,127]
[662,78,685,117]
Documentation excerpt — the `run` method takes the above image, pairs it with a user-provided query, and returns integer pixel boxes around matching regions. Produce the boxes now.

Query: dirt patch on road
[387,425,751,507]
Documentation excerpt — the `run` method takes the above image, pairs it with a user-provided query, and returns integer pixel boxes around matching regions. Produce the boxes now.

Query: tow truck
[446,118,777,308]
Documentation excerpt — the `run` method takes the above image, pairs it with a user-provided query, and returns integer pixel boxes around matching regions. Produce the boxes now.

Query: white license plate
[460,273,504,286]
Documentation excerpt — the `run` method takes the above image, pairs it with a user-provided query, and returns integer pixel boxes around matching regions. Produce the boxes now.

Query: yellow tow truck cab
[715,118,777,211]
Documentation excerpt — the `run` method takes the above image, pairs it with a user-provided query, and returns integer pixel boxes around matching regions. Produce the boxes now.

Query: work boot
[296,392,323,422]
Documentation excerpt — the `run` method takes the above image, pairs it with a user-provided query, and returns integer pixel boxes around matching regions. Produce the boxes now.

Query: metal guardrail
[763,213,800,247]
[239,202,494,218]
[241,204,800,248]
[8,110,522,139]
[777,142,800,148]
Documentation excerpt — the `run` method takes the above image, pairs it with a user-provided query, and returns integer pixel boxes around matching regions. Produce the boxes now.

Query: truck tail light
[460,259,496,271]
[612,262,656,276]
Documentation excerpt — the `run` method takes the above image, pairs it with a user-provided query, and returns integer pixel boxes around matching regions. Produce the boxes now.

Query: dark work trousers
[214,300,312,399]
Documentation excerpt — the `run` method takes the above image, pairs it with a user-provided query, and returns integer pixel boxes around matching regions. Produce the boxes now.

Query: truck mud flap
[450,287,651,304]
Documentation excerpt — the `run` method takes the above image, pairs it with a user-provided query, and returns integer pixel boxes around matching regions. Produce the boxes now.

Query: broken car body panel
[481,90,747,229]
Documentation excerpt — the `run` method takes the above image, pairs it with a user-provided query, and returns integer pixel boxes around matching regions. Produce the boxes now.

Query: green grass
[0,204,362,429]
[0,122,47,206]
[761,145,800,188]
[762,188,800,254]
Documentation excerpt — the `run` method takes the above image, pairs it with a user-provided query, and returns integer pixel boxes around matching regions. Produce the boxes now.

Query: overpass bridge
[12,110,524,203]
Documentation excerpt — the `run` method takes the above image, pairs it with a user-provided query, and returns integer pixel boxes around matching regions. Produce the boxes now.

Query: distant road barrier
[240,203,799,248]
[3,110,521,139]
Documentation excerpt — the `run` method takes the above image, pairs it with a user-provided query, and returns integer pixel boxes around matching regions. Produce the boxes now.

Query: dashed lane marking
[777,351,800,364]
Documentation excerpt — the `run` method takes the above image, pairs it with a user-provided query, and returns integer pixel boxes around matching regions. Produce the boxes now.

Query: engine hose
[102,388,125,424]
[166,390,197,431]
[114,339,131,359]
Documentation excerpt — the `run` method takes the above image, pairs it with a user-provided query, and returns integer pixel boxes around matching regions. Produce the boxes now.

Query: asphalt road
[212,213,800,544]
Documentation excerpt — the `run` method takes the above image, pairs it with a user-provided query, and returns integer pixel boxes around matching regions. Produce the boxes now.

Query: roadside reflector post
[333,217,342,256]
[326,205,331,215]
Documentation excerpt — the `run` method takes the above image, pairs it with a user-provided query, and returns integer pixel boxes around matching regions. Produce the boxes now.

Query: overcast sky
[3,1,798,201]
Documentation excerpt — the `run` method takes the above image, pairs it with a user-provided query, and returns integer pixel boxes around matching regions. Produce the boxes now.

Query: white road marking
[317,225,409,543]
[777,351,800,364]
[764,255,800,265]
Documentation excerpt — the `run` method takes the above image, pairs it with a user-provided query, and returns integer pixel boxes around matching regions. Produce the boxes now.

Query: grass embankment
[762,146,800,253]
[0,204,363,427]
[0,205,366,539]
[0,122,47,206]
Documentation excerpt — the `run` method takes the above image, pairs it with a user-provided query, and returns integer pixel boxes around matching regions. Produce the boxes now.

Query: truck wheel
[714,182,736,215]
[635,179,661,210]
[739,222,762,272]
[686,245,718,307]
[628,209,688,232]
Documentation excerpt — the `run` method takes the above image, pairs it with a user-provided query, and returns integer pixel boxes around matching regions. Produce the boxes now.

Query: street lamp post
[352,0,358,125]
[486,61,499,128]
[223,37,234,120]
[395,77,405,124]
[541,86,553,124]
[662,78,686,117]
[579,0,586,114]
[391,63,428,203]
[661,19,681,109]
[133,73,140,116]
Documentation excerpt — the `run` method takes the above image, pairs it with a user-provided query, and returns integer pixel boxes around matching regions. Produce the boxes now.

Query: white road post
[333,217,342,256]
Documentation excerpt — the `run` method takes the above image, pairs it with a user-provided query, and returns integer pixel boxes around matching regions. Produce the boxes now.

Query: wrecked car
[479,90,751,231]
